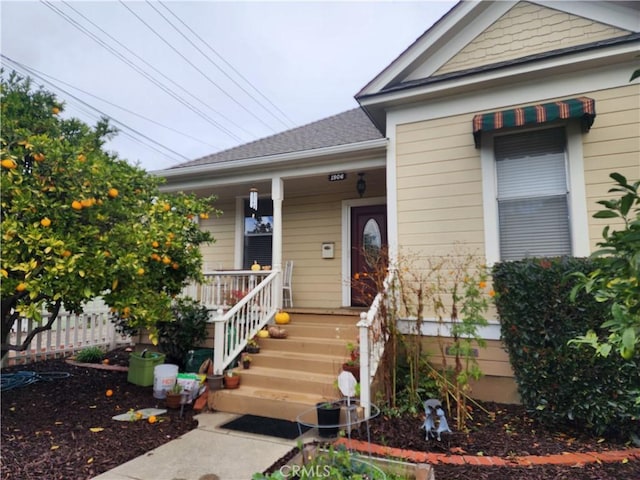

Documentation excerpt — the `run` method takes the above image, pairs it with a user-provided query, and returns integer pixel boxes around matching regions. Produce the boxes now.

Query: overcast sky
[1,0,456,171]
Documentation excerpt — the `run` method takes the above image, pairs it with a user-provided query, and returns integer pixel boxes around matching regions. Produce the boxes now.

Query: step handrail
[358,269,396,417]
[209,270,278,374]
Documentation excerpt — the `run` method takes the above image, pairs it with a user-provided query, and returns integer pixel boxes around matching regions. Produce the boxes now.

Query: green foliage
[570,172,640,360]
[156,298,209,369]
[75,346,104,363]
[493,257,640,436]
[0,72,219,356]
[381,354,439,418]
[397,247,491,430]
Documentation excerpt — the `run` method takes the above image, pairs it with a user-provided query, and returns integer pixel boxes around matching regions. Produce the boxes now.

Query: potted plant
[315,400,341,438]
[245,337,260,354]
[223,370,240,389]
[241,353,252,369]
[165,382,183,409]
[342,341,360,381]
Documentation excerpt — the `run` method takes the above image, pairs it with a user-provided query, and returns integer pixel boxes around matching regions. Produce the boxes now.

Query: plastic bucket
[153,364,179,399]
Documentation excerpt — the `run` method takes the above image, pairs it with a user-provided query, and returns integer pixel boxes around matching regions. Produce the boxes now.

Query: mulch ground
[2,348,639,480]
[1,349,197,480]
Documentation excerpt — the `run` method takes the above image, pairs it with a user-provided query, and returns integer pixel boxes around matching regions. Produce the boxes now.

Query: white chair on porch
[282,260,294,308]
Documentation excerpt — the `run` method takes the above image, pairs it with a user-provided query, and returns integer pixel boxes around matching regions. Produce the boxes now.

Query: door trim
[341,196,386,307]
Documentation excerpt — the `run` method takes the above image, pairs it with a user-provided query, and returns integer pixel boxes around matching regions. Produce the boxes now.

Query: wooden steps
[208,311,362,421]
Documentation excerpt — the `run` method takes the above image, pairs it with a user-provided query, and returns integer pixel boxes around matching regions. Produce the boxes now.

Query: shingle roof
[170,107,383,169]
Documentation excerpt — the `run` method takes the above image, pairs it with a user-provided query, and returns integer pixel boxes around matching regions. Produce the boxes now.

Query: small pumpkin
[257,329,270,338]
[275,310,290,325]
[251,261,261,271]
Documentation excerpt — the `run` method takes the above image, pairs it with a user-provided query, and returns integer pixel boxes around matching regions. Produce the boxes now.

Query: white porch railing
[358,269,396,417]
[204,270,279,374]
[5,299,132,367]
[183,270,272,310]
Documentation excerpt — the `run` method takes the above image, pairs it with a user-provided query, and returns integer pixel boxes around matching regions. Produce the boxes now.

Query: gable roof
[169,107,383,170]
[356,0,640,131]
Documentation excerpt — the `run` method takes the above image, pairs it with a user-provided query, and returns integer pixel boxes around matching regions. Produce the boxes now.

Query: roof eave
[152,137,388,180]
[357,38,640,130]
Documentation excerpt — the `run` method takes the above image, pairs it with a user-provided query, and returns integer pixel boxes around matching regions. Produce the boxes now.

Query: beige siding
[436,1,630,76]
[395,84,639,260]
[421,337,514,378]
[396,113,484,257]
[200,198,237,270]
[583,84,640,251]
[283,171,386,308]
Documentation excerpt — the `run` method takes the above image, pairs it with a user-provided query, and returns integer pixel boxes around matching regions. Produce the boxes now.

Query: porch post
[358,312,371,418]
[271,177,283,310]
[212,308,225,375]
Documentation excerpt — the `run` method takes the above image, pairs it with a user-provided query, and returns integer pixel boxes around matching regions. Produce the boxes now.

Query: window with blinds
[243,199,273,269]
[495,128,571,261]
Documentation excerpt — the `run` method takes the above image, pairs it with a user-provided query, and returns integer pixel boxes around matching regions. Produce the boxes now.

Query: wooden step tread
[216,385,326,404]
[236,365,337,382]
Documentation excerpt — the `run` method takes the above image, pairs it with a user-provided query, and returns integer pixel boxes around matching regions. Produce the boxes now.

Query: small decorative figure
[421,399,452,441]
[421,405,436,439]
[436,407,452,440]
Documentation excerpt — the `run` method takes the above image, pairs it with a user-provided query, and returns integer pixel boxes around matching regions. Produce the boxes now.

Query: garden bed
[1,351,638,480]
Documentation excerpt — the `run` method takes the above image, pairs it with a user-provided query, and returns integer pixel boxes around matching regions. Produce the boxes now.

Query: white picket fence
[4,299,132,367]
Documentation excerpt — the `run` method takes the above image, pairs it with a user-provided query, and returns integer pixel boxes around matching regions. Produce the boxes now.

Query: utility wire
[17,60,218,150]
[3,55,190,163]
[41,0,244,144]
[59,0,250,143]
[154,1,295,130]
[120,1,279,134]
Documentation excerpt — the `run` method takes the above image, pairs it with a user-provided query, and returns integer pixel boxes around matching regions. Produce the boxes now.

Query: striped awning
[473,97,596,148]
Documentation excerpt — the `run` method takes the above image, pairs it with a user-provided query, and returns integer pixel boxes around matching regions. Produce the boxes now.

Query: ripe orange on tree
[40,217,52,227]
[105,389,113,397]
[1,159,17,169]
[71,200,83,211]
[16,283,27,292]
[32,153,45,162]
[107,188,118,198]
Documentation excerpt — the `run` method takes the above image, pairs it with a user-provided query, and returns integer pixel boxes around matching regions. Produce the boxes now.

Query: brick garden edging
[335,438,640,467]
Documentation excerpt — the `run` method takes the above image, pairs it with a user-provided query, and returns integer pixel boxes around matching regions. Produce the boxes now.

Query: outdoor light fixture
[356,173,366,198]
[249,187,258,211]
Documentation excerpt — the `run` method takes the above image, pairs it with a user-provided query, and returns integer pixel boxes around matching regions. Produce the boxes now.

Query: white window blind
[495,128,571,261]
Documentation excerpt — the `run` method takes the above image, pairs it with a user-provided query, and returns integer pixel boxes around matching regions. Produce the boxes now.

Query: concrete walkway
[92,412,309,480]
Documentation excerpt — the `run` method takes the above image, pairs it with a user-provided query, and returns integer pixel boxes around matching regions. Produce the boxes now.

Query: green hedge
[492,257,639,437]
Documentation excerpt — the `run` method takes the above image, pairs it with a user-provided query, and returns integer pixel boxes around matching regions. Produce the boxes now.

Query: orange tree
[0,72,218,358]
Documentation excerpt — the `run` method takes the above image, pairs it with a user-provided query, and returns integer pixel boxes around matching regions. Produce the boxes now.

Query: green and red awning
[473,97,596,147]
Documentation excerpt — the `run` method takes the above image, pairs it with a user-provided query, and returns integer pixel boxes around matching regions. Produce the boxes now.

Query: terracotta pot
[207,374,224,391]
[223,375,240,389]
[165,393,182,409]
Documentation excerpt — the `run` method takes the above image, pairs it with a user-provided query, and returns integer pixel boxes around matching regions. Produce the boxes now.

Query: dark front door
[351,205,387,307]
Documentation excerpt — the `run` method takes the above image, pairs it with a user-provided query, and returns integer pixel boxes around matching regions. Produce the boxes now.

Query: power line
[154,1,296,130]
[119,1,279,134]
[58,0,251,143]
[17,61,219,150]
[41,0,245,144]
[3,55,191,163]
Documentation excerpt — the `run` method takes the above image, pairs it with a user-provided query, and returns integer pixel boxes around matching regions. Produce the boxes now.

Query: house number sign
[328,172,347,182]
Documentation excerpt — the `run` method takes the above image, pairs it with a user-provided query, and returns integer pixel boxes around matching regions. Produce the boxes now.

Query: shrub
[493,257,640,437]
[157,298,209,369]
[75,346,105,364]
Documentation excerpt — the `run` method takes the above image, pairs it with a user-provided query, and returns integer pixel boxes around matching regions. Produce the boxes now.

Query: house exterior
[159,0,639,403]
